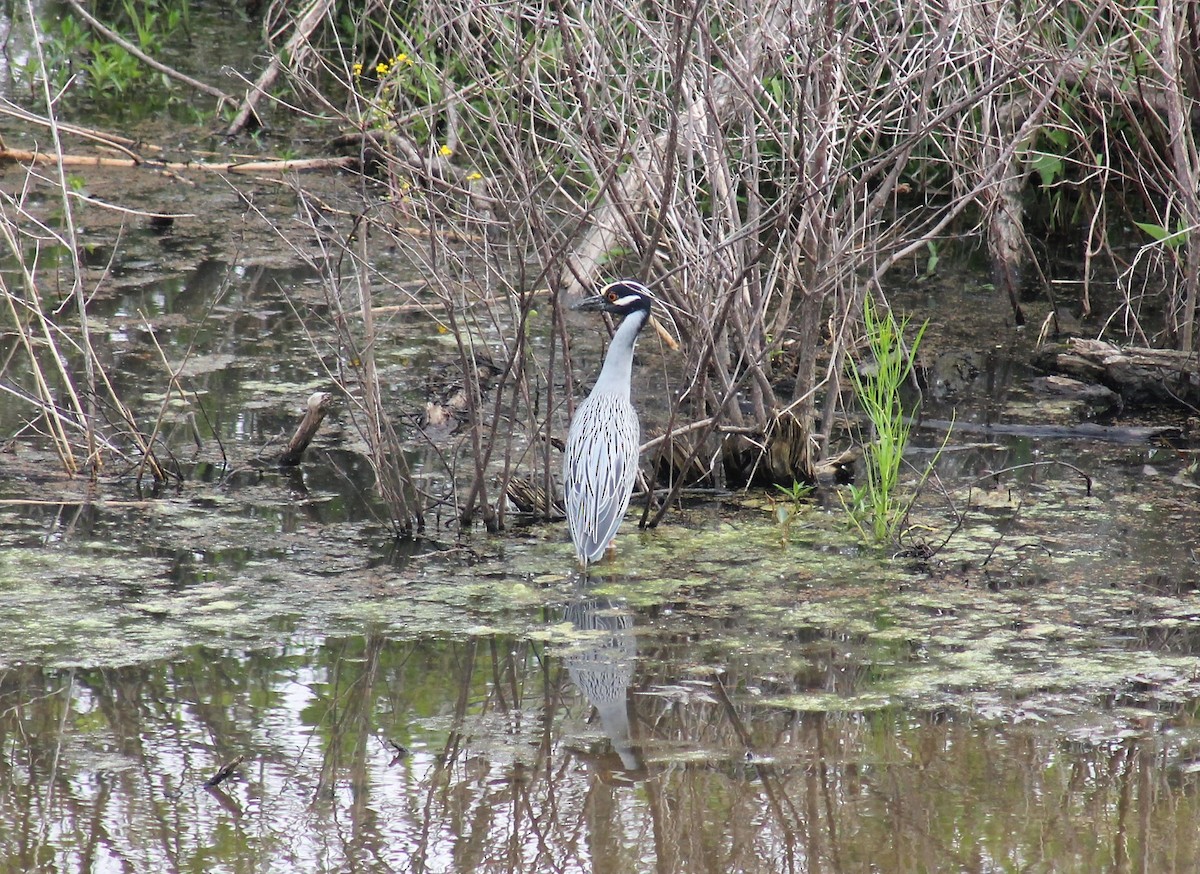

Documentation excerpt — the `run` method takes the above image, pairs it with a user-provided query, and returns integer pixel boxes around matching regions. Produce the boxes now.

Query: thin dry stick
[0,100,152,149]
[1156,2,1200,352]
[22,2,97,471]
[354,222,423,534]
[0,259,77,472]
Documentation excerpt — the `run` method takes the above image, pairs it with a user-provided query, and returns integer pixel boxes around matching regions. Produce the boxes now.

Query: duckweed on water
[0,463,1198,731]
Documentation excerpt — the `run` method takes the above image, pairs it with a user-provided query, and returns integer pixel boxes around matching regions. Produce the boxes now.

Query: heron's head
[573,280,654,316]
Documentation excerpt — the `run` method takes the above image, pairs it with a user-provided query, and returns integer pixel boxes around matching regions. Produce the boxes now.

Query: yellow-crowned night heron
[564,280,654,567]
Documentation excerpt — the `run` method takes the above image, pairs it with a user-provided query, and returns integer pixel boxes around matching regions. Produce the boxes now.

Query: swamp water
[1,155,1200,874]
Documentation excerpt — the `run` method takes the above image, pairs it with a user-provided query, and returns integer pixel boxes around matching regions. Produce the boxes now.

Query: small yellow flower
[376,62,390,75]
[352,62,362,77]
[439,144,453,157]
[466,171,483,181]
[395,53,412,66]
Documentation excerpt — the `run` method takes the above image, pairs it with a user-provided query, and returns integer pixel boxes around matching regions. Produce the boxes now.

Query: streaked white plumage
[565,392,640,564]
[563,281,654,567]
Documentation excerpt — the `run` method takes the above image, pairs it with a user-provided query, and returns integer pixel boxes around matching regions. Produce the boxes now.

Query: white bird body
[563,283,653,567]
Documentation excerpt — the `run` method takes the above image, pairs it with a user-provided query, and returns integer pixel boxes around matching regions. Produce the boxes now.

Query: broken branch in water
[64,0,234,107]
[279,392,333,466]
[225,0,335,136]
[205,755,245,788]
[969,460,1094,497]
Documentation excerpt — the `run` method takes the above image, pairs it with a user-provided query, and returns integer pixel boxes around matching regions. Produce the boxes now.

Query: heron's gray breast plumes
[564,392,641,565]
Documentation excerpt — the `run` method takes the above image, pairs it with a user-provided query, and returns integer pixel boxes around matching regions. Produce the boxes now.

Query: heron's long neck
[593,309,650,400]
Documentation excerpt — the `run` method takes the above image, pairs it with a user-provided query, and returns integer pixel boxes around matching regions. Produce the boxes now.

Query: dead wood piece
[650,430,713,486]
[226,0,335,136]
[224,156,356,173]
[987,171,1028,327]
[1029,375,1122,416]
[1035,338,1200,409]
[279,392,332,466]
[205,755,245,788]
[764,410,816,485]
[814,446,861,485]
[421,401,458,434]
[916,417,1181,445]
[505,475,564,519]
[981,78,1037,328]
[0,147,358,176]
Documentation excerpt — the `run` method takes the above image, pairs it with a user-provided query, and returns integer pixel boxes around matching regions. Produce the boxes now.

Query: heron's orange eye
[608,291,618,301]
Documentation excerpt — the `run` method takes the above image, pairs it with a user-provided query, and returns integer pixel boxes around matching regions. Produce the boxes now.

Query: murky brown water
[3,11,1200,872]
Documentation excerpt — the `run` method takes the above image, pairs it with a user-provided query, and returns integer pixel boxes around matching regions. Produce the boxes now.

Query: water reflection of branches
[413,635,568,873]
[4,633,1200,870]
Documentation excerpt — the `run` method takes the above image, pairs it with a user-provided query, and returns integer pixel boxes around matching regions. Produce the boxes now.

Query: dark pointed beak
[571,295,609,312]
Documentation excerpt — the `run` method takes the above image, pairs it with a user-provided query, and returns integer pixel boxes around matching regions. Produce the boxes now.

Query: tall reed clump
[846,297,928,545]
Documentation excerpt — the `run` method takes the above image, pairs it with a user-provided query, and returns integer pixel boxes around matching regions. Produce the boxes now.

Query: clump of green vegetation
[27,0,192,115]
[845,297,929,546]
[771,480,814,544]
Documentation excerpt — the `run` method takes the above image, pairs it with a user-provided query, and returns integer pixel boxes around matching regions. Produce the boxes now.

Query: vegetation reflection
[1,625,1197,872]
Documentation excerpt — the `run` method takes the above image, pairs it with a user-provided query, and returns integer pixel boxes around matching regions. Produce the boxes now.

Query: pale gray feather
[564,392,640,565]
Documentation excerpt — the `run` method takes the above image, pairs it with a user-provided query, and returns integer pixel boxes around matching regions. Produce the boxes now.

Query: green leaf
[1043,127,1070,149]
[1134,221,1189,249]
[1029,151,1064,188]
[921,240,939,280]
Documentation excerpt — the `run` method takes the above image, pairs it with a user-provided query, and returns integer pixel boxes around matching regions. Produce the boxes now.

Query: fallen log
[1034,337,1200,409]
[916,417,1181,445]
[0,147,357,175]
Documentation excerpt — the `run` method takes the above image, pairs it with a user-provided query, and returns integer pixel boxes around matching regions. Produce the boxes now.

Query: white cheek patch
[612,294,642,308]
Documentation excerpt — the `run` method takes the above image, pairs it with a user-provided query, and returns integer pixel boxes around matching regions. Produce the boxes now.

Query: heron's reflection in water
[562,581,643,774]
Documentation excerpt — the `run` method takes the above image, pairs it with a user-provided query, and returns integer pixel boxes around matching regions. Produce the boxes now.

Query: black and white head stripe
[571,279,656,316]
[597,280,653,314]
